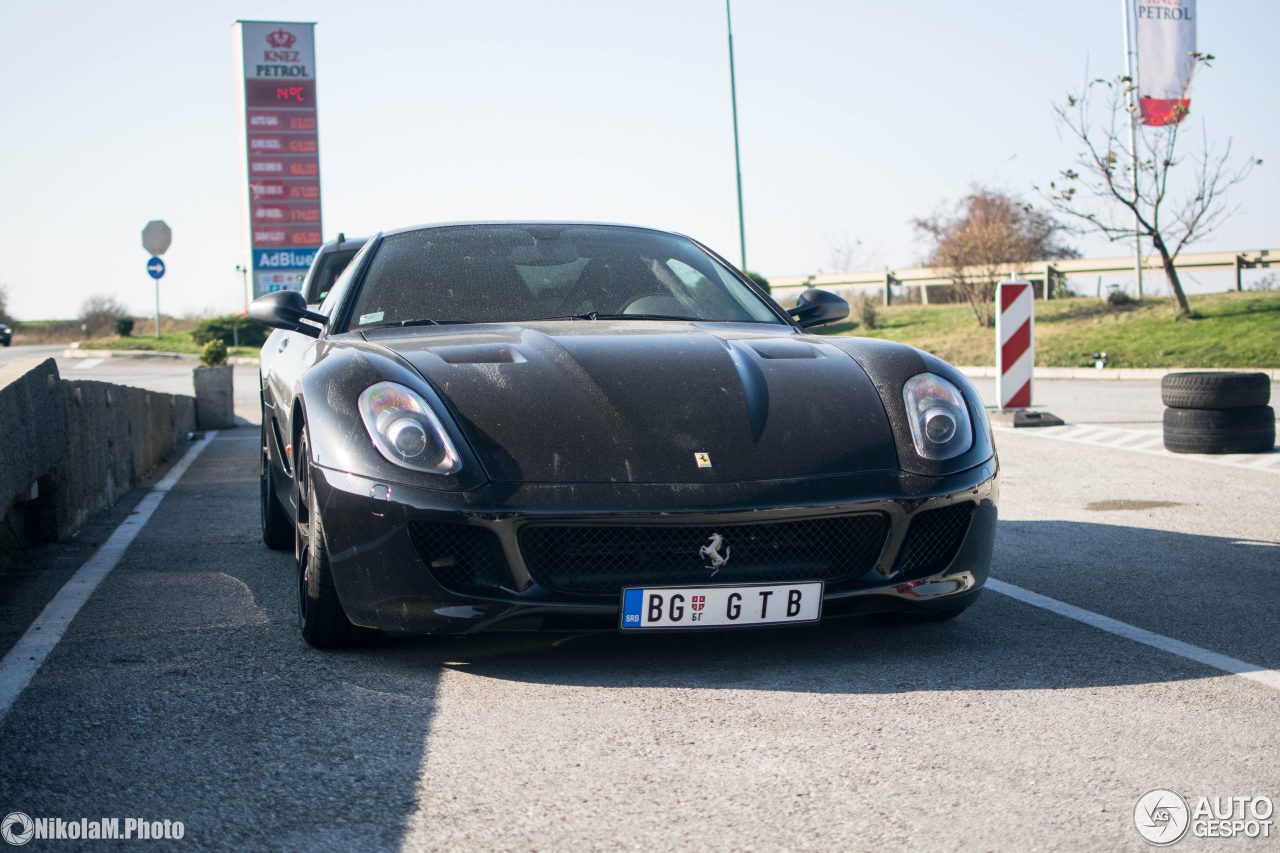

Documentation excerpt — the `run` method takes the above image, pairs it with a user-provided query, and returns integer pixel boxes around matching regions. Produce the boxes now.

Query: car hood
[363,321,898,484]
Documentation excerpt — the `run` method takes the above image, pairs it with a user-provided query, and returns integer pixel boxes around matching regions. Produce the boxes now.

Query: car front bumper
[311,458,999,635]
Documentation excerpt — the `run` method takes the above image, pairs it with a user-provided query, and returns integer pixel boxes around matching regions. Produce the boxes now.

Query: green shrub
[858,296,878,329]
[199,339,228,367]
[192,315,267,348]
[115,317,135,337]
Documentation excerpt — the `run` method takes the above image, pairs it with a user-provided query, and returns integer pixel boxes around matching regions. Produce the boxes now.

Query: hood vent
[430,344,527,365]
[748,340,822,360]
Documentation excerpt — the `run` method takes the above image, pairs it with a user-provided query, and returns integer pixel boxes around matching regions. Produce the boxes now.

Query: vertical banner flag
[995,281,1034,410]
[1134,0,1197,126]
[233,21,323,299]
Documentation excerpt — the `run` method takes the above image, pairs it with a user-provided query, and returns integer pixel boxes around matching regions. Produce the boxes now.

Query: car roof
[318,235,371,253]
[378,221,685,240]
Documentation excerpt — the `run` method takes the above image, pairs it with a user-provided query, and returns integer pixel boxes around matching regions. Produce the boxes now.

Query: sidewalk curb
[956,366,1280,381]
[64,347,193,361]
[63,347,260,366]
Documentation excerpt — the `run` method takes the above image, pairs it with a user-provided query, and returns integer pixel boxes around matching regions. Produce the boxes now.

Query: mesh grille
[520,514,889,596]
[407,522,509,594]
[893,502,975,580]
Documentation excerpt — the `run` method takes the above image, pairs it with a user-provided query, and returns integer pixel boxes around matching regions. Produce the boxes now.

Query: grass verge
[815,291,1280,368]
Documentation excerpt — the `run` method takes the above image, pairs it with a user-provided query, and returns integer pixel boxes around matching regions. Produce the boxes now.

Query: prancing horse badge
[694,452,712,468]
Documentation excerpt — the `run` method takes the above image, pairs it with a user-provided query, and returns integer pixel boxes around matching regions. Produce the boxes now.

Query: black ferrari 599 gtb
[250,222,997,648]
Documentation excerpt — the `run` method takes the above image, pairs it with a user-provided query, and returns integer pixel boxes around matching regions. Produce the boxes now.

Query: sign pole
[726,0,747,272]
[141,221,171,338]
[1122,0,1144,300]
[235,264,250,313]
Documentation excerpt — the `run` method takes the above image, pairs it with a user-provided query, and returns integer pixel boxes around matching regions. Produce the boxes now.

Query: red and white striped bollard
[995,281,1034,410]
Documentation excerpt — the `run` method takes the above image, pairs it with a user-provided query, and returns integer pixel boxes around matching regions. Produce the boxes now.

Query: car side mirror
[789,288,849,329]
[249,290,327,338]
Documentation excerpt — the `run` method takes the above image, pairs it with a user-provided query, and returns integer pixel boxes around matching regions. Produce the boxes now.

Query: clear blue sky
[1,1,1275,319]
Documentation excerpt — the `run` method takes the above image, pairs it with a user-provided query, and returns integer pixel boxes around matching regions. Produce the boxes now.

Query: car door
[262,238,378,500]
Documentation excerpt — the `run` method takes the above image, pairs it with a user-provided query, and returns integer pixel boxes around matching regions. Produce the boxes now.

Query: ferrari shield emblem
[694,452,712,468]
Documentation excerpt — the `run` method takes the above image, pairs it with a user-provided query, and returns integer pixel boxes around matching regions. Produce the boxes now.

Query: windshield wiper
[362,318,473,329]
[526,312,597,321]
[530,312,701,322]
[596,313,699,321]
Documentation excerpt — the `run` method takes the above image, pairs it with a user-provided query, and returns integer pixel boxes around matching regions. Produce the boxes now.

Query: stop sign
[142,220,172,256]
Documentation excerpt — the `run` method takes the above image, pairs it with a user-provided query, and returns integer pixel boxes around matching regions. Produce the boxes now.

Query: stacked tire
[1162,372,1275,454]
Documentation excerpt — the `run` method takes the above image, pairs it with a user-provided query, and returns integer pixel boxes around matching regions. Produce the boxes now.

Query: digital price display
[233,21,323,297]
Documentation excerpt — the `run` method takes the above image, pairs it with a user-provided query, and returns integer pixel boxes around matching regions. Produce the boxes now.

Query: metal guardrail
[767,248,1280,305]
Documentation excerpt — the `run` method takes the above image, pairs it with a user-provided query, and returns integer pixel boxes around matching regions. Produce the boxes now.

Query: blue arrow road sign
[147,257,166,280]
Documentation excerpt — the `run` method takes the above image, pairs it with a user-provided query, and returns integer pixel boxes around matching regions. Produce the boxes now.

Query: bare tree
[1043,58,1258,318]
[79,295,132,337]
[824,232,865,274]
[0,284,13,325]
[913,187,1077,327]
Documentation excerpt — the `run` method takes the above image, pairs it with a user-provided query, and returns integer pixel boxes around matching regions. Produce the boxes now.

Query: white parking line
[994,422,1280,473]
[987,579,1280,692]
[71,358,104,370]
[0,432,217,722]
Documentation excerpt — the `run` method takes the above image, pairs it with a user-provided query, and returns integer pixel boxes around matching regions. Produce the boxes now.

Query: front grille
[520,513,889,596]
[407,522,509,594]
[893,502,975,580]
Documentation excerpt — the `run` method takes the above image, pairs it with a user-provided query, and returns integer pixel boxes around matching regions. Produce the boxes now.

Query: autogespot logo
[1134,790,1191,846]
[1,812,34,846]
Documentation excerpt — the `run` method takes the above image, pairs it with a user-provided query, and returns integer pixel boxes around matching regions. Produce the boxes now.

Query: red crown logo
[266,28,296,49]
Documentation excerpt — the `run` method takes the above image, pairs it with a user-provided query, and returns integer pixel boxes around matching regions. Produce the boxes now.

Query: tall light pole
[726,0,748,272]
[235,264,250,313]
[1121,0,1145,299]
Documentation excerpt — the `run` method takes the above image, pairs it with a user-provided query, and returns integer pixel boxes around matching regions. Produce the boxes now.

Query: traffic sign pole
[145,255,167,338]
[142,222,171,339]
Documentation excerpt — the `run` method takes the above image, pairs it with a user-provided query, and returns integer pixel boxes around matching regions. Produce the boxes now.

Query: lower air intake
[520,513,889,596]
[407,522,509,595]
[893,502,975,580]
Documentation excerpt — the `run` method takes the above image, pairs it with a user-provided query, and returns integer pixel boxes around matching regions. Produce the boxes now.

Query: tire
[295,431,371,649]
[260,419,294,551]
[1163,406,1276,454]
[1162,372,1271,410]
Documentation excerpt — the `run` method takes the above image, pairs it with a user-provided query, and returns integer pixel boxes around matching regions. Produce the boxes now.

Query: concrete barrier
[193,365,236,430]
[0,358,197,558]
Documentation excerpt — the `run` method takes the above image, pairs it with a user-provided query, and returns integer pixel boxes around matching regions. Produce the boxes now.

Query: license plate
[619,582,823,630]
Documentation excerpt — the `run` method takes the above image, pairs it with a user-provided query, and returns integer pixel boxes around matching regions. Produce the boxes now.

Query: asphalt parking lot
[0,349,1277,850]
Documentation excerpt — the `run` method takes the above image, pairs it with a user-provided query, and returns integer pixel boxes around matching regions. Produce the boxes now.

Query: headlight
[357,382,462,474]
[902,373,973,461]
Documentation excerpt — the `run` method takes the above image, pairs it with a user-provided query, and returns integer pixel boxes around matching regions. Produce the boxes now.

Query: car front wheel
[295,430,371,649]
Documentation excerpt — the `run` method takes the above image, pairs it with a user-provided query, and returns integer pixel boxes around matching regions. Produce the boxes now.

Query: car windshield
[345,225,783,328]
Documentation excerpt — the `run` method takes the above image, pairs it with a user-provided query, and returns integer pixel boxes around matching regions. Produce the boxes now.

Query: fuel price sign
[233,21,323,298]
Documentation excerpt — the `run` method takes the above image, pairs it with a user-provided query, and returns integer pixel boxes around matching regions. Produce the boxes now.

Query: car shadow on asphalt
[371,520,1280,693]
[0,434,448,851]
